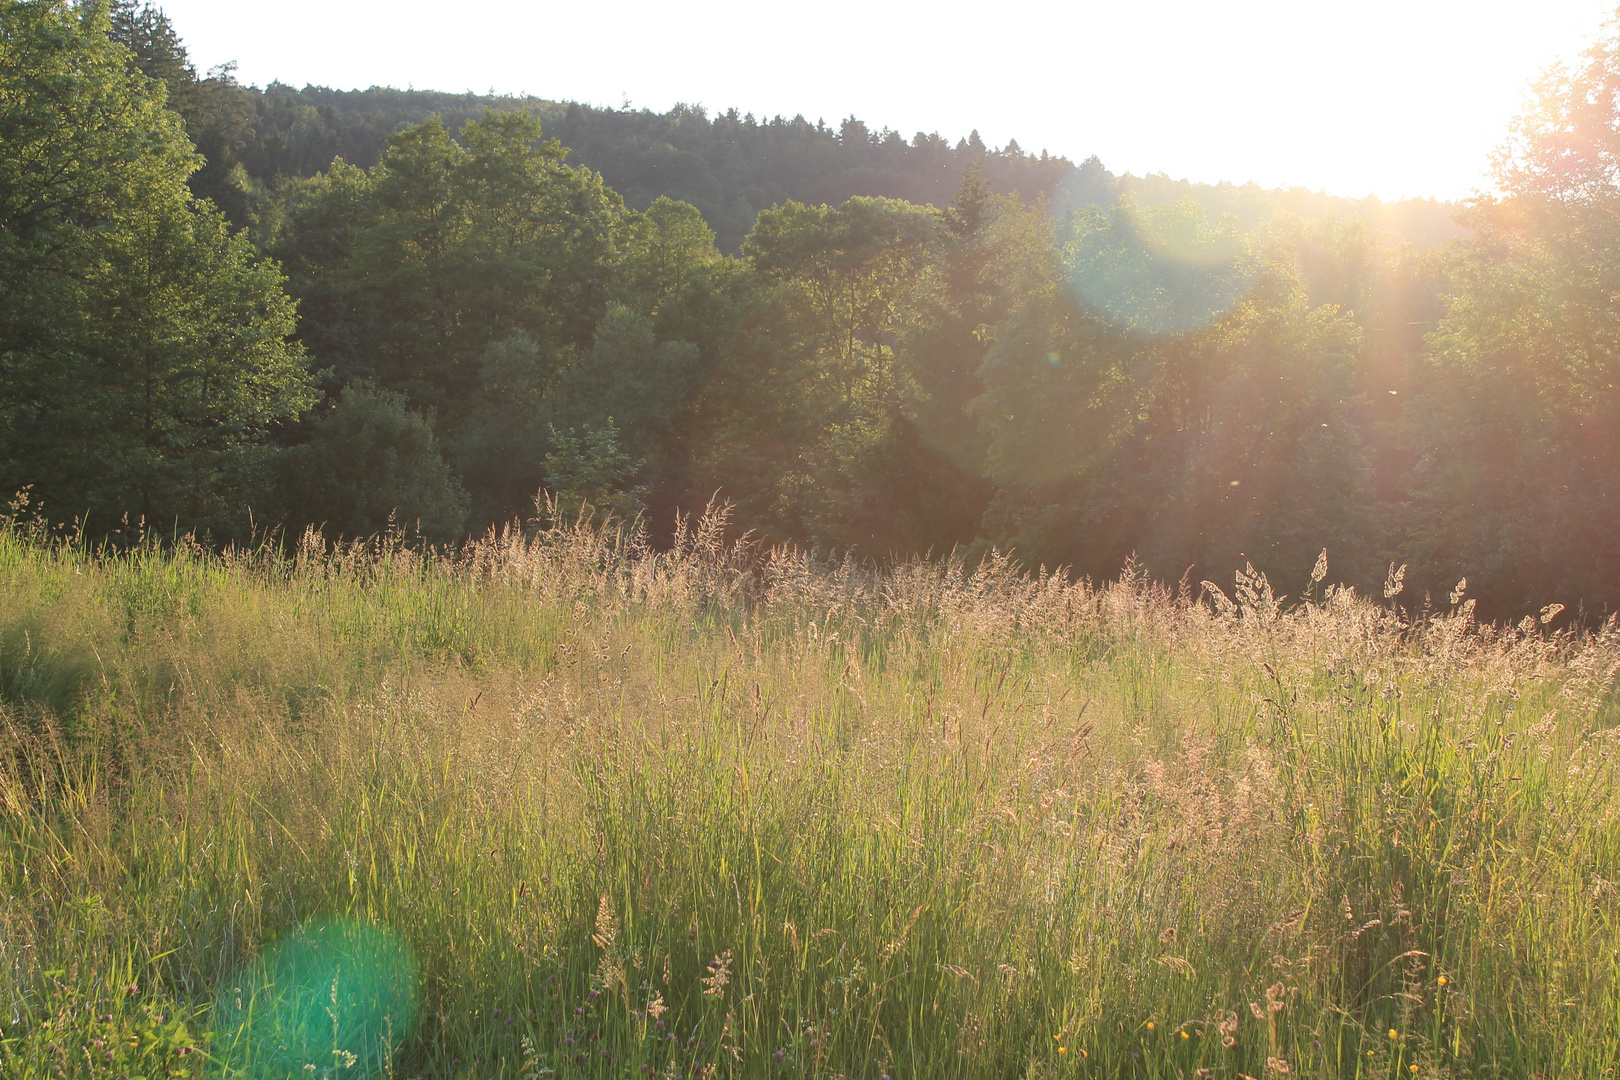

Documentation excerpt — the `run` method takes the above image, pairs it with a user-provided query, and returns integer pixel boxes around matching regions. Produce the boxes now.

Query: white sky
[157,0,1615,202]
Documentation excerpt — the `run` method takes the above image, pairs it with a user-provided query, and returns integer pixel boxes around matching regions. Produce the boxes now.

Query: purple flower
[493,1008,501,1017]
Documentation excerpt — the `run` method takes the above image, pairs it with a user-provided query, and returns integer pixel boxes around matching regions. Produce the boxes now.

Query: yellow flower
[1437,975,1448,986]
[1410,1067,1420,1074]
[1389,1029,1399,1040]
[1180,1031,1190,1040]
[1058,1047,1067,1055]
[1146,1021,1156,1031]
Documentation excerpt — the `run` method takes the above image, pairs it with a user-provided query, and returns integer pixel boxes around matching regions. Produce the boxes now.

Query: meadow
[1,510,1617,1079]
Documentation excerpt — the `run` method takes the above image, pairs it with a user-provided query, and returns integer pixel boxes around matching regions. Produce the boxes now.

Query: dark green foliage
[8,2,1620,616]
[0,0,313,537]
[109,0,259,227]
[163,80,1463,254]
[279,385,467,543]
[541,418,649,526]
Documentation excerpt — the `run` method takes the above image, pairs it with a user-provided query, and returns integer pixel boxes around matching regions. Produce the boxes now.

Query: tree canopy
[2,0,1616,617]
[0,0,312,535]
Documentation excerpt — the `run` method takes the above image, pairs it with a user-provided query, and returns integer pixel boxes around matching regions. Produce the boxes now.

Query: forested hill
[189,77,1464,251]
[10,0,1616,621]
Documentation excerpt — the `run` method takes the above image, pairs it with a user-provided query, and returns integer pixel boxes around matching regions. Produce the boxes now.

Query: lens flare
[211,917,418,1079]
[1058,196,1250,337]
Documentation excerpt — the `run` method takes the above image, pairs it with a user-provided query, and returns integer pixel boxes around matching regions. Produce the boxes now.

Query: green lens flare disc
[211,917,418,1080]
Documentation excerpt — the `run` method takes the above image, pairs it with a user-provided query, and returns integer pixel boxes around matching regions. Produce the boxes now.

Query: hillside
[225,83,1462,251]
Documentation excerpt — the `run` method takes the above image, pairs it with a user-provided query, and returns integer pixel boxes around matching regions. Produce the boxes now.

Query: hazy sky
[156,0,1615,201]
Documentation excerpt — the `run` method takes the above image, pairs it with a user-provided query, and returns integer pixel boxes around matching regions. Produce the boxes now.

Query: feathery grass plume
[700,951,733,997]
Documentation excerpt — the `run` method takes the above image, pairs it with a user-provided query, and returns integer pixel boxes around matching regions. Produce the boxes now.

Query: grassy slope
[0,514,1617,1079]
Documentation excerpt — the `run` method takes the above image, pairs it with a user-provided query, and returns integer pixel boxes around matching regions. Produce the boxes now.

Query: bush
[280,385,467,543]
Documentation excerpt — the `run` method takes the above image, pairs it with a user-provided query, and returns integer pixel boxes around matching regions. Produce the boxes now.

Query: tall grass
[1,512,1617,1079]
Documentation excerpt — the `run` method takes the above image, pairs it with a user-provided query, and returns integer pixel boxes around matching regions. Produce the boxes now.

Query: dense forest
[2,0,1616,617]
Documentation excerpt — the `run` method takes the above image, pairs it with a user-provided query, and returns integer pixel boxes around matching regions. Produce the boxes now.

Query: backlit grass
[1,513,1617,1078]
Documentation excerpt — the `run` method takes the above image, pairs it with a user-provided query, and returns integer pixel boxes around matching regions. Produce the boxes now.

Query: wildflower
[1389,1029,1399,1040]
[1437,976,1448,986]
[1146,1021,1156,1031]
[1410,1067,1419,1075]
[1058,1047,1066,1055]
[1181,1031,1190,1040]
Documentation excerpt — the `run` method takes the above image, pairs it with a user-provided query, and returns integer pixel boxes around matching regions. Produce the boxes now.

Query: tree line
[2,0,1615,617]
[95,2,1463,254]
